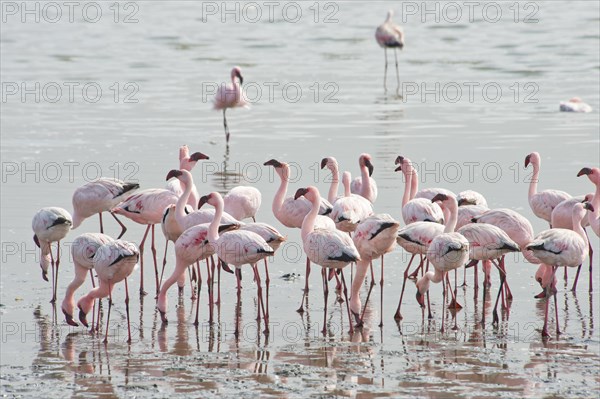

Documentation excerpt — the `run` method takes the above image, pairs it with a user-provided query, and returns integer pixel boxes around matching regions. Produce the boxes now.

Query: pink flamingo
[200,192,274,335]
[375,10,404,91]
[295,186,360,335]
[72,178,139,238]
[457,204,488,230]
[559,97,592,113]
[457,223,520,324]
[525,152,571,225]
[457,190,488,207]
[578,167,600,237]
[224,186,262,222]
[534,263,557,299]
[331,171,374,233]
[213,66,248,143]
[61,233,113,326]
[32,207,72,303]
[349,213,400,327]
[550,194,594,292]
[416,194,470,332]
[350,153,378,203]
[526,202,593,337]
[321,157,342,204]
[77,240,139,343]
[112,188,179,295]
[165,146,209,210]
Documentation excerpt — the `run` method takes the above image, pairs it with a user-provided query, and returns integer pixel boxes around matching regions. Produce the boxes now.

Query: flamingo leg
[263,258,270,322]
[234,268,241,337]
[110,212,127,239]
[542,266,558,337]
[588,236,593,293]
[474,259,479,298]
[49,244,57,303]
[125,278,131,344]
[297,258,311,313]
[461,265,467,287]
[492,266,506,325]
[408,254,424,279]
[340,269,353,334]
[194,261,203,326]
[138,225,151,296]
[99,212,104,234]
[383,48,388,91]
[158,239,169,295]
[425,260,433,320]
[151,225,159,296]
[379,255,384,327]
[103,282,112,344]
[253,264,268,332]
[205,259,213,324]
[223,109,230,143]
[441,273,446,333]
[393,48,400,92]
[321,267,329,336]
[554,280,561,336]
[214,257,220,306]
[394,254,416,321]
[89,270,96,332]
[500,257,512,305]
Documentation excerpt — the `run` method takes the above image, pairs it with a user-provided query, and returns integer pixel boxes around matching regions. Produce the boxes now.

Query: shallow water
[1,1,599,398]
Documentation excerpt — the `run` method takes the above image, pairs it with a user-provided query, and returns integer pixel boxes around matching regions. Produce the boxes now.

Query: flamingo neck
[208,196,224,243]
[572,210,588,245]
[342,173,351,197]
[327,164,339,204]
[272,169,288,215]
[590,179,600,220]
[301,194,319,241]
[402,170,411,207]
[410,169,418,199]
[444,199,459,233]
[418,269,445,295]
[528,161,540,200]
[175,174,193,224]
[360,164,372,200]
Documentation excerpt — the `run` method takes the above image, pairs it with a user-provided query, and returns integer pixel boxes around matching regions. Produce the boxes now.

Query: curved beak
[189,152,210,162]
[524,154,531,168]
[78,306,89,328]
[294,188,309,200]
[221,261,234,274]
[577,167,592,177]
[394,165,403,172]
[431,193,448,203]
[33,234,40,248]
[584,202,595,212]
[263,159,282,167]
[198,194,210,209]
[320,158,328,169]
[365,159,374,177]
[235,70,243,85]
[416,291,425,308]
[395,155,404,165]
[166,169,183,181]
[62,308,79,327]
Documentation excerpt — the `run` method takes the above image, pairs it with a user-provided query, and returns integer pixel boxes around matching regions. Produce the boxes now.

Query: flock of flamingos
[30,11,598,345]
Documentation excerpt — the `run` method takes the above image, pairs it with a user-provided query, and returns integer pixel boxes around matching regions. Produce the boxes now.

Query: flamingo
[395,157,444,225]
[223,186,262,222]
[457,223,520,324]
[213,66,248,143]
[350,153,378,203]
[550,194,594,292]
[456,204,488,230]
[534,263,557,299]
[77,240,139,343]
[525,152,571,225]
[416,194,470,332]
[578,167,600,237]
[165,146,210,210]
[200,192,274,335]
[375,9,404,92]
[112,188,179,295]
[349,213,400,327]
[559,97,592,113]
[61,233,114,326]
[157,222,238,324]
[526,202,593,337]
[321,156,342,204]
[72,178,139,238]
[295,186,360,335]
[331,171,374,232]
[32,207,73,303]
[457,190,488,207]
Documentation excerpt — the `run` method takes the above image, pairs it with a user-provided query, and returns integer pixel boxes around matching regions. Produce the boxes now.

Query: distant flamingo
[61,233,114,326]
[526,202,593,337]
[200,192,274,335]
[213,66,248,143]
[350,153,378,203]
[72,178,139,238]
[77,240,139,343]
[457,223,520,324]
[224,186,262,222]
[112,188,179,295]
[457,190,488,207]
[416,194,469,332]
[375,10,404,91]
[295,186,360,335]
[525,152,571,225]
[559,97,592,113]
[331,171,374,232]
[578,167,600,237]
[165,147,210,210]
[349,213,400,327]
[32,207,72,303]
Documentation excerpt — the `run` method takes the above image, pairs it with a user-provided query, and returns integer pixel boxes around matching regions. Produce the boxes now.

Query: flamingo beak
[365,159,374,176]
[166,169,183,181]
[263,159,282,167]
[577,167,592,177]
[320,158,328,169]
[395,155,404,165]
[524,154,531,168]
[584,202,595,212]
[189,152,210,162]
[294,188,309,200]
[431,193,448,203]
[198,194,210,209]
[235,70,243,85]
[78,306,89,328]
[394,165,403,172]
[416,291,425,308]
[221,261,234,274]
[62,308,79,327]
[41,267,48,282]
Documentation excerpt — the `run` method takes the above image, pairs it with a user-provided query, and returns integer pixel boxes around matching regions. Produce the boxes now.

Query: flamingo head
[524,152,540,168]
[264,159,291,180]
[583,202,595,212]
[578,167,600,184]
[415,277,427,308]
[321,156,338,171]
[294,187,309,200]
[198,192,222,209]
[386,9,394,21]
[359,153,374,176]
[431,193,448,203]
[583,193,594,203]
[231,66,243,85]
[189,152,210,162]
[569,97,583,103]
[263,159,282,168]
[166,169,183,181]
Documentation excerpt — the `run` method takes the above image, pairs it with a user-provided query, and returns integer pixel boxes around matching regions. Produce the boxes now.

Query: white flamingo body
[550,195,593,229]
[457,224,520,261]
[112,188,179,225]
[396,221,444,255]
[352,214,400,260]
[559,97,592,113]
[332,171,374,232]
[239,222,286,251]
[376,10,404,48]
[224,186,262,221]
[457,190,488,207]
[456,204,488,230]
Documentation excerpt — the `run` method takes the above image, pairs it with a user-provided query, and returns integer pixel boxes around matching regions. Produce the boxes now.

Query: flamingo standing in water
[416,194,469,332]
[350,153,378,204]
[526,202,593,337]
[213,66,248,143]
[200,192,274,335]
[61,233,114,327]
[331,171,373,232]
[32,207,73,303]
[77,240,139,343]
[349,213,400,327]
[295,186,360,335]
[112,188,179,295]
[578,167,600,237]
[375,10,404,92]
[72,178,139,238]
[550,194,594,292]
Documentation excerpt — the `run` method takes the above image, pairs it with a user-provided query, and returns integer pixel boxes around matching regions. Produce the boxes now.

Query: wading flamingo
[331,171,374,232]
[375,10,404,92]
[223,186,262,222]
[578,167,600,237]
[213,66,248,143]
